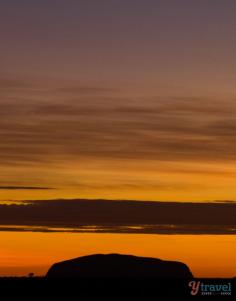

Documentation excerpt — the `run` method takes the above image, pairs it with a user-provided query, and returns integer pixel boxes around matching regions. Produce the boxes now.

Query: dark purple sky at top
[1,0,236,91]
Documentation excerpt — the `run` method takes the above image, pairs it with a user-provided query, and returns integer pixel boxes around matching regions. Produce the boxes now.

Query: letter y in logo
[189,281,201,296]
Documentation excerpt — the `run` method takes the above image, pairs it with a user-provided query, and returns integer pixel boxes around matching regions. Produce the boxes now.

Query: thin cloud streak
[0,224,235,235]
[0,186,53,190]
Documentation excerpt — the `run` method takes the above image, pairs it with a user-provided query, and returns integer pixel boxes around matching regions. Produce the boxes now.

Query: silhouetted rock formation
[46,254,193,278]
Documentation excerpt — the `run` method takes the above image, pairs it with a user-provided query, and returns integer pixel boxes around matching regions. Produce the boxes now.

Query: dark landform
[46,253,193,278]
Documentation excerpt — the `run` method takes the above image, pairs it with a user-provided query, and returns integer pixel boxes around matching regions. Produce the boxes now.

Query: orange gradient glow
[1,159,236,202]
[0,232,235,277]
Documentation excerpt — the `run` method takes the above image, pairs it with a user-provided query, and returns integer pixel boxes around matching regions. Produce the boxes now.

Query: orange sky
[0,232,235,278]
[1,158,236,201]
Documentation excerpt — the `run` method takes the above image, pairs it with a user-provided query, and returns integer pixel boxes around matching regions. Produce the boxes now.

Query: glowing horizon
[0,232,235,278]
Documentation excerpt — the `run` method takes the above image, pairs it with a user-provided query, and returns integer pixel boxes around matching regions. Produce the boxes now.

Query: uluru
[46,254,193,278]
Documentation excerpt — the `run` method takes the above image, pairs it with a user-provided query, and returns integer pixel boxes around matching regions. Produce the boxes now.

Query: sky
[1,0,236,278]
[0,232,235,277]
[1,0,236,201]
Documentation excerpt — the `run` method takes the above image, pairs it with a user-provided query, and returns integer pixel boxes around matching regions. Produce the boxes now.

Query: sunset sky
[1,1,236,201]
[1,1,236,278]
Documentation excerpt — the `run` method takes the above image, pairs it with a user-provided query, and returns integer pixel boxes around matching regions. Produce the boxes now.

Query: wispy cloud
[1,76,236,201]
[1,77,236,166]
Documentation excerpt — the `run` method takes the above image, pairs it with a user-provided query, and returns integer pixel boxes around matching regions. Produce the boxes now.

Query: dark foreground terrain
[0,255,234,299]
[0,277,234,300]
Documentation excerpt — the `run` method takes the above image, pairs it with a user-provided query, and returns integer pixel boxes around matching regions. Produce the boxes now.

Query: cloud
[0,199,235,234]
[0,186,53,190]
[0,75,236,168]
[0,224,234,235]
